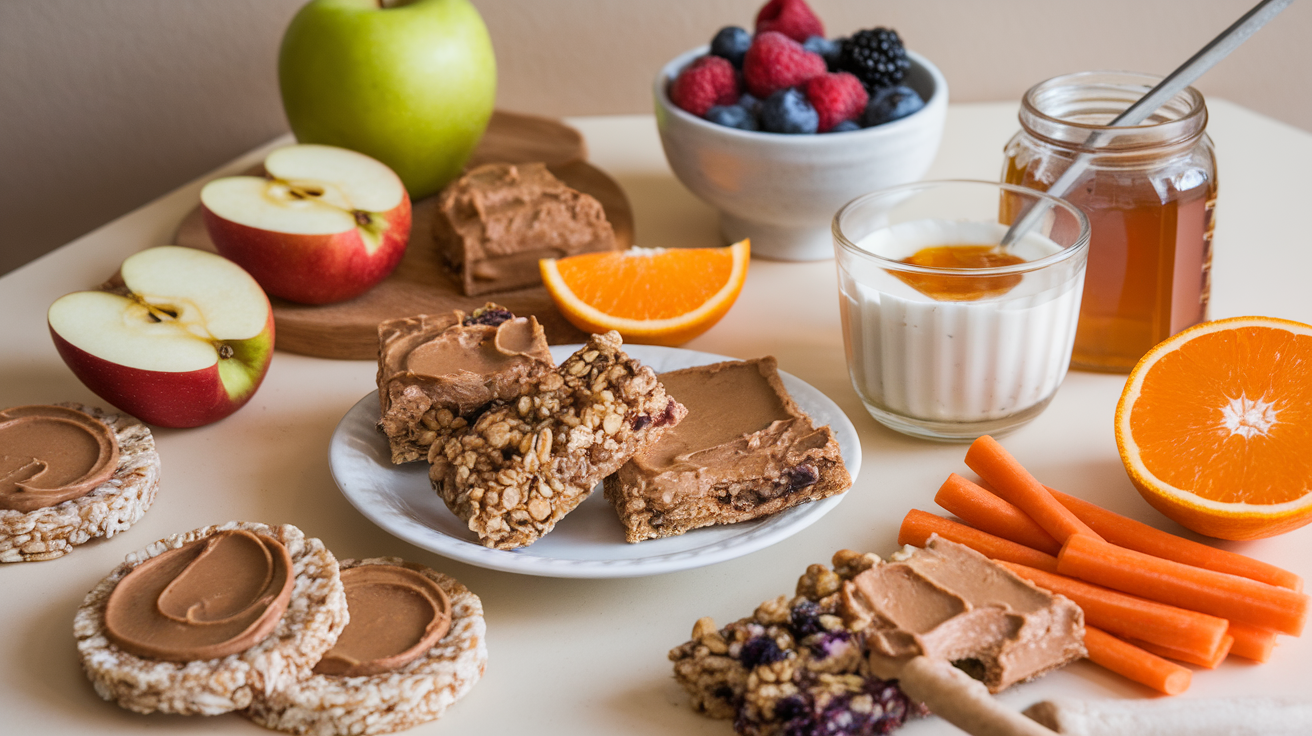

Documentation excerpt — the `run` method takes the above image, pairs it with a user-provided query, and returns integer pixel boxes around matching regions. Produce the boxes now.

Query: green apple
[278,0,497,200]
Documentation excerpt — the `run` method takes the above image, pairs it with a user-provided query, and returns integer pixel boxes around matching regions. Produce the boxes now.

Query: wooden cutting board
[172,110,634,360]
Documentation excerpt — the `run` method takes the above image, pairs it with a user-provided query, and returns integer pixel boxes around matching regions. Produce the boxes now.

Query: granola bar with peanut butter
[669,550,926,736]
[428,331,685,550]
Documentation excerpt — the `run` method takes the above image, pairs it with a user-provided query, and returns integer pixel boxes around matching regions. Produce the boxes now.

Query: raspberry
[804,72,868,132]
[669,55,742,117]
[742,31,826,99]
[754,0,824,43]
[839,28,910,92]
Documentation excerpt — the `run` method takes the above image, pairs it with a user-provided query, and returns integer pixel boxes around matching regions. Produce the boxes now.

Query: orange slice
[1115,316,1312,540]
[540,240,749,347]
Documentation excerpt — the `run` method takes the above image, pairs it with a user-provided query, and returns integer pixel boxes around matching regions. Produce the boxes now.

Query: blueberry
[783,464,819,490]
[790,601,824,638]
[809,630,853,659]
[760,89,819,134]
[710,26,752,68]
[706,104,758,131]
[827,120,861,133]
[802,35,842,70]
[862,85,925,127]
[737,92,761,114]
[463,307,514,326]
[738,636,787,668]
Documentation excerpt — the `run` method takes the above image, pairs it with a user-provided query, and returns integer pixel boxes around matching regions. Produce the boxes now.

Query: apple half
[48,246,275,429]
[200,144,412,305]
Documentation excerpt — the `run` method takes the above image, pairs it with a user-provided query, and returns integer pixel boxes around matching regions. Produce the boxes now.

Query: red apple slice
[200,144,412,305]
[48,246,275,428]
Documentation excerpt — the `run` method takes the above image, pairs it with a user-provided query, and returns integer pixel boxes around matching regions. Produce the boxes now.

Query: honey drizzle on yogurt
[894,244,1027,301]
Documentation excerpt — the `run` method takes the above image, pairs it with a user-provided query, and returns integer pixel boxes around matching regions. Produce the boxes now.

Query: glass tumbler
[834,180,1091,441]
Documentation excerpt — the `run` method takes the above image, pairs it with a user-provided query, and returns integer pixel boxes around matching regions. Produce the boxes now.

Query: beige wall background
[2,0,1308,276]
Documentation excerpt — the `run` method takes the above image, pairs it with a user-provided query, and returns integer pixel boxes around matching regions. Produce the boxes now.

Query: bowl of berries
[654,0,947,260]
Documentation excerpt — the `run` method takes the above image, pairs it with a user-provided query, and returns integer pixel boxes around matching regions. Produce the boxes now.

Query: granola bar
[433,162,617,296]
[669,550,926,736]
[605,358,852,543]
[376,304,554,464]
[429,331,686,549]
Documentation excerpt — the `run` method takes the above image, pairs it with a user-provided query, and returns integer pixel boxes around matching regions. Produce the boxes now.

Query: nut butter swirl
[0,404,119,512]
[313,564,452,677]
[104,529,295,662]
[404,315,547,381]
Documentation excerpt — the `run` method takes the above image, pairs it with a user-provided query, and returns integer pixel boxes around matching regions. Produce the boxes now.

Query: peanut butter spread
[313,565,452,677]
[624,359,838,504]
[104,529,294,662]
[433,162,617,296]
[0,404,119,512]
[842,537,1084,693]
[405,313,544,381]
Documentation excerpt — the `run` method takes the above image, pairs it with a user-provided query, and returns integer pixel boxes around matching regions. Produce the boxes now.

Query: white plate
[328,345,861,578]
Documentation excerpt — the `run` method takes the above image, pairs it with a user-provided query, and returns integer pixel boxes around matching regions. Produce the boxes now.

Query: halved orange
[540,240,749,347]
[1115,316,1312,540]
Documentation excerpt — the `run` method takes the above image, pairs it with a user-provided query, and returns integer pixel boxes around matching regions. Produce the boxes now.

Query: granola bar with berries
[376,304,554,464]
[669,550,926,736]
[428,331,686,549]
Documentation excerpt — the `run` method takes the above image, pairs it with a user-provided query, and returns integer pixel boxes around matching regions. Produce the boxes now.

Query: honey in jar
[1003,72,1217,372]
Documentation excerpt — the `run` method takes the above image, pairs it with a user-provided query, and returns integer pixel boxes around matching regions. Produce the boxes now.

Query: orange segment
[540,240,749,346]
[1115,316,1312,540]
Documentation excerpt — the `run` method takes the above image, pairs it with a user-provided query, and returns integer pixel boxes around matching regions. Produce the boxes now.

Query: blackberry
[838,28,910,93]
[710,26,753,68]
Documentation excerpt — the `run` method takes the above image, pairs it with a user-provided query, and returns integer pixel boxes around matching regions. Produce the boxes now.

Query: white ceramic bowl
[654,46,948,261]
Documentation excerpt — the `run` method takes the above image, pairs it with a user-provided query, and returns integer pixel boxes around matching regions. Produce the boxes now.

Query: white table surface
[2,101,1310,736]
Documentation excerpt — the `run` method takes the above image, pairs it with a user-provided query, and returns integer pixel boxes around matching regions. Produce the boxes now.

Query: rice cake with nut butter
[244,557,487,735]
[605,358,851,543]
[1,403,159,563]
[74,521,347,716]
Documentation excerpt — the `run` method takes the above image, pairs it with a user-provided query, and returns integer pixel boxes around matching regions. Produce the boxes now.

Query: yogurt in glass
[833,181,1090,440]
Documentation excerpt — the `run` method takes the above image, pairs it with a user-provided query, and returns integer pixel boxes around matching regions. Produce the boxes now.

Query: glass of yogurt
[833,180,1090,440]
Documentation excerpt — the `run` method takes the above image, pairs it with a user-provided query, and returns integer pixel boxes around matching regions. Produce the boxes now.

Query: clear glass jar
[1003,72,1217,372]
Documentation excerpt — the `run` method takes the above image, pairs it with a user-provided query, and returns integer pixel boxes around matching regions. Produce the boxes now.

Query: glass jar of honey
[1003,72,1216,372]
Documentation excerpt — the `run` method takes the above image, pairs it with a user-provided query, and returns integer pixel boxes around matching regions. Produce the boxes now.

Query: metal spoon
[1001,0,1294,247]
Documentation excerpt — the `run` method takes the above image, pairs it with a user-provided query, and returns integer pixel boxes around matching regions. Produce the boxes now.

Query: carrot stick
[963,436,1102,544]
[998,562,1229,662]
[1083,626,1191,695]
[1227,621,1279,663]
[935,473,1062,555]
[1132,635,1233,669]
[1057,534,1310,637]
[1048,486,1303,592]
[898,510,1060,573]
